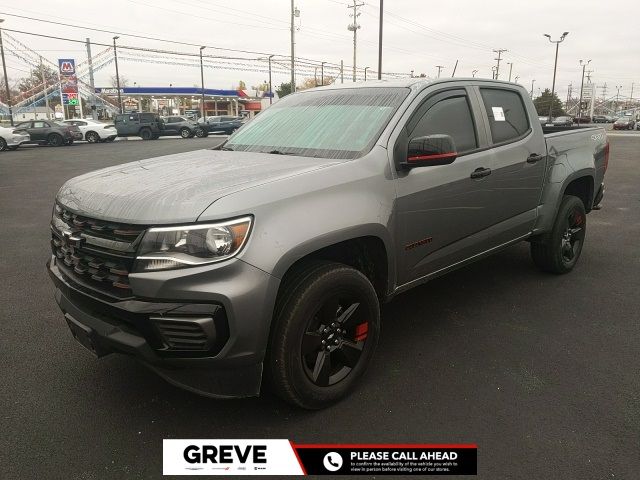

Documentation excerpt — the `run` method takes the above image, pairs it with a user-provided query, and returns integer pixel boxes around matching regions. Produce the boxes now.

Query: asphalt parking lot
[1,134,639,479]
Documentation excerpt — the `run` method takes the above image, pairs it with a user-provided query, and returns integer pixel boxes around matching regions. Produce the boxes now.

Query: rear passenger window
[410,96,478,153]
[480,88,530,144]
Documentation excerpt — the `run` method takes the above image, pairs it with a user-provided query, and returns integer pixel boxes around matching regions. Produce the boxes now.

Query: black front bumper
[48,258,263,398]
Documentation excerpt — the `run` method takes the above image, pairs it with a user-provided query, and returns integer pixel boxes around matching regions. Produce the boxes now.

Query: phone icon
[323,452,343,471]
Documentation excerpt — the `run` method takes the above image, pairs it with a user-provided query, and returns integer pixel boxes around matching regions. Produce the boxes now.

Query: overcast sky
[0,0,638,101]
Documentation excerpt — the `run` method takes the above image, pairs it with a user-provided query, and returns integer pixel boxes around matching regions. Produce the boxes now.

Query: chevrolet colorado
[47,78,608,409]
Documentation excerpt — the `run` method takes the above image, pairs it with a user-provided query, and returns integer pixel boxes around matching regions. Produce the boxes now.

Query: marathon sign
[58,58,78,105]
[163,440,477,475]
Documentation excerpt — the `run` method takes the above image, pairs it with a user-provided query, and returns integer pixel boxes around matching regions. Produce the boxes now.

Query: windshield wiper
[264,150,294,155]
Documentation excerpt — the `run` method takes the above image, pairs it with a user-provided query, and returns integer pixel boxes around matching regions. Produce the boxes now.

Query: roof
[314,77,522,91]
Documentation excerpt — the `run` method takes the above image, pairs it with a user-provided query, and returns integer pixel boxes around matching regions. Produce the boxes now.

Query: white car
[62,119,117,143]
[0,126,30,151]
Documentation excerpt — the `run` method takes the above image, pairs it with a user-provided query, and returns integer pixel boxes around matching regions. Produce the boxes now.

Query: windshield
[225,87,409,159]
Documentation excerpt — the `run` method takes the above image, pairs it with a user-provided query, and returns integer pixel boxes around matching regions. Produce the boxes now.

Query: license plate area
[65,314,110,357]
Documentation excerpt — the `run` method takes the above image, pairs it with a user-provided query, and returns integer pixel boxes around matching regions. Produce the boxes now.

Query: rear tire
[179,127,191,138]
[48,133,64,147]
[86,131,100,143]
[531,195,586,274]
[139,128,152,140]
[194,127,208,138]
[267,261,380,409]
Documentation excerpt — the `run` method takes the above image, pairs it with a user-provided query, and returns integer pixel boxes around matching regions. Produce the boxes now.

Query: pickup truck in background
[47,79,608,409]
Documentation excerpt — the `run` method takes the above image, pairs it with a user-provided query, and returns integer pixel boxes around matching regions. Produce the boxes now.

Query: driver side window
[410,95,478,154]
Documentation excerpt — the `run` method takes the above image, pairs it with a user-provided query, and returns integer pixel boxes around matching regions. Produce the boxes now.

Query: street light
[364,66,369,81]
[616,85,622,112]
[530,79,536,98]
[515,75,520,83]
[0,19,14,125]
[577,59,591,122]
[199,46,206,119]
[471,69,478,78]
[507,62,513,82]
[113,36,123,113]
[544,31,569,120]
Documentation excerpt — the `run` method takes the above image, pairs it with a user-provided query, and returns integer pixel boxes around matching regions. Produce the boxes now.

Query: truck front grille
[50,204,146,300]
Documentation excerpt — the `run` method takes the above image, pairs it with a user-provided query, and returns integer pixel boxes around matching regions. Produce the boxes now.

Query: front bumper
[47,255,279,398]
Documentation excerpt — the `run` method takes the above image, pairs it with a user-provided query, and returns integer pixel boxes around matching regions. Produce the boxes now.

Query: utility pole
[347,0,364,82]
[493,49,507,79]
[616,85,622,112]
[340,60,344,83]
[0,19,14,125]
[85,38,97,119]
[290,1,299,93]
[507,61,513,82]
[451,59,458,77]
[112,36,123,113]
[544,32,569,120]
[530,79,535,98]
[377,0,383,80]
[628,82,634,110]
[199,46,206,118]
[567,83,572,109]
[364,66,369,81]
[577,59,590,121]
[39,56,50,120]
[435,65,445,78]
[268,55,274,105]
[320,61,326,86]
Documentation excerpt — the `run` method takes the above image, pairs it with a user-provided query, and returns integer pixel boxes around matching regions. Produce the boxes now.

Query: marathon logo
[163,440,477,475]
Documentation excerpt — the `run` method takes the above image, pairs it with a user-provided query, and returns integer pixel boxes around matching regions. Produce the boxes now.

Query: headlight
[134,216,252,272]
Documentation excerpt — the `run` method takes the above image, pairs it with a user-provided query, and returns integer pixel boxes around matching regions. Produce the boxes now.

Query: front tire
[194,127,208,138]
[179,127,191,138]
[0,137,7,151]
[267,262,380,409]
[531,195,587,274]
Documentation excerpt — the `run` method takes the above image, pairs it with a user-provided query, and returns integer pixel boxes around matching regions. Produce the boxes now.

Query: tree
[110,75,129,88]
[237,80,247,90]
[533,88,565,118]
[15,65,58,94]
[276,82,293,98]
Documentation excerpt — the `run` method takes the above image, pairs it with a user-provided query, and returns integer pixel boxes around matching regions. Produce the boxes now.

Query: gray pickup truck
[47,79,608,409]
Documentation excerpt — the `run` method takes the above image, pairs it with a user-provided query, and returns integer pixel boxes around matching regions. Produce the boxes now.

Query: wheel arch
[562,172,594,213]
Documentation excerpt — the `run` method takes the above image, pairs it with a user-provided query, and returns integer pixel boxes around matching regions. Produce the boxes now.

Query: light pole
[507,62,513,82]
[268,55,274,105]
[320,61,326,86]
[530,79,536,98]
[113,36,123,113]
[377,0,383,80]
[491,66,497,80]
[0,19,14,125]
[290,1,299,93]
[577,59,591,121]
[435,65,444,78]
[616,85,622,112]
[472,69,478,78]
[199,46,206,119]
[515,75,520,83]
[364,66,369,81]
[544,31,569,120]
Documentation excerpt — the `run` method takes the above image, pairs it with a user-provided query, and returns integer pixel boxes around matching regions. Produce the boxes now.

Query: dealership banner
[163,440,477,475]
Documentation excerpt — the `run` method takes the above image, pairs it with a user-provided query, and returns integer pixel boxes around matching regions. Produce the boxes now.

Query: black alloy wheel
[301,297,369,387]
[560,205,586,267]
[48,133,64,147]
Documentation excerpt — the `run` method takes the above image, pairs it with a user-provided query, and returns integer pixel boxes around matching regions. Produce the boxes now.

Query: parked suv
[15,120,82,146]
[114,112,164,140]
[161,116,202,138]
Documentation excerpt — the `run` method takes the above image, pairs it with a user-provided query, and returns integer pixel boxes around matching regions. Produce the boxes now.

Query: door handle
[527,153,545,163]
[470,167,492,179]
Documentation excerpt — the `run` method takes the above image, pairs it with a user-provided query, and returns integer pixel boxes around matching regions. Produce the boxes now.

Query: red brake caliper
[354,322,368,342]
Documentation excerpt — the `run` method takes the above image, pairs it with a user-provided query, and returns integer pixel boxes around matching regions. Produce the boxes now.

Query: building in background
[13,107,55,122]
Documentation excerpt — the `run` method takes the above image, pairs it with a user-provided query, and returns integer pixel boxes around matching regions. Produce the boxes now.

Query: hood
[57,149,342,224]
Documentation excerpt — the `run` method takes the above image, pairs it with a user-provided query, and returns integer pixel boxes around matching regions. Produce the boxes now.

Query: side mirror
[402,134,458,169]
